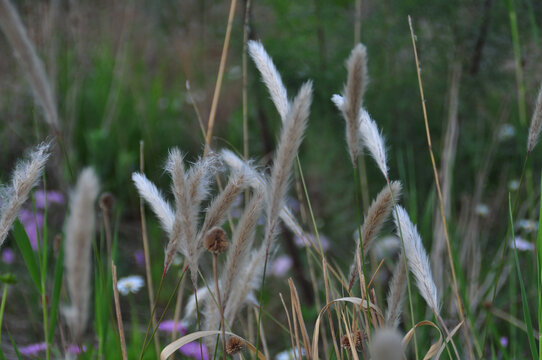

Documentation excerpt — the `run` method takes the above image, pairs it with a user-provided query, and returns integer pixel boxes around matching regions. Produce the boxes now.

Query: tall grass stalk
[508,194,539,358]
[408,15,472,359]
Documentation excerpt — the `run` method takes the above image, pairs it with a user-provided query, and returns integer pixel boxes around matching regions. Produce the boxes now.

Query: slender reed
[527,83,542,153]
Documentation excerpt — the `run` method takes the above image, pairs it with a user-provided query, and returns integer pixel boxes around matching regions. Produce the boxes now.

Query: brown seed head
[341,330,364,349]
[99,192,115,212]
[226,337,244,355]
[204,227,228,254]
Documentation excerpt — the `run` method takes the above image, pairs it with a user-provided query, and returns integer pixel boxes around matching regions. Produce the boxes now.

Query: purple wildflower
[1,248,14,264]
[18,209,44,249]
[67,344,87,354]
[134,249,145,267]
[158,320,187,335]
[270,255,293,277]
[19,342,47,355]
[179,341,210,360]
[500,336,508,348]
[34,190,64,209]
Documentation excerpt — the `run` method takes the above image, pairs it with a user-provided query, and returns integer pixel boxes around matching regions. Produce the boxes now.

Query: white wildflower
[117,275,145,295]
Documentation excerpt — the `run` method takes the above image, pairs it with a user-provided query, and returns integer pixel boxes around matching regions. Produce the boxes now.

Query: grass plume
[0,143,50,247]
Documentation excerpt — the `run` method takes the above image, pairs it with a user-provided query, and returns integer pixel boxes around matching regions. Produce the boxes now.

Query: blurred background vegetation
[1,0,542,356]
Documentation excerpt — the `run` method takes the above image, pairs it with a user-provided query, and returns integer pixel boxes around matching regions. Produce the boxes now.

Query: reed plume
[385,254,407,329]
[394,205,439,313]
[132,173,175,234]
[221,149,305,239]
[0,143,50,247]
[264,81,312,251]
[527,83,542,153]
[248,40,289,122]
[0,0,59,132]
[369,327,404,360]
[348,181,402,288]
[334,43,368,167]
[63,167,99,340]
[359,109,388,179]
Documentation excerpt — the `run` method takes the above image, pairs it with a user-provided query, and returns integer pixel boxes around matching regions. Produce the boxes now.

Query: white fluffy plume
[64,167,99,340]
[0,142,50,246]
[394,205,439,313]
[132,172,175,234]
[248,40,290,122]
[359,109,388,178]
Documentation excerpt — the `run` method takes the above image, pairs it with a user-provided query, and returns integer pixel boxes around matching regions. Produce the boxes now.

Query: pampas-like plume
[394,205,439,313]
[64,168,99,340]
[348,181,402,287]
[0,0,59,131]
[165,148,198,283]
[131,173,175,234]
[220,150,305,239]
[0,143,50,246]
[196,167,252,250]
[221,184,265,305]
[336,43,368,166]
[264,81,312,251]
[527,84,542,153]
[248,40,289,122]
[385,254,407,328]
[369,327,404,360]
[359,109,388,178]
[186,153,222,209]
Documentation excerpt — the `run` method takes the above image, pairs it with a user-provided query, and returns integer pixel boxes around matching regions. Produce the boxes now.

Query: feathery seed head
[393,205,439,313]
[527,84,542,152]
[0,142,50,247]
[226,337,244,355]
[204,227,228,255]
[359,109,388,178]
[369,327,404,360]
[248,40,290,122]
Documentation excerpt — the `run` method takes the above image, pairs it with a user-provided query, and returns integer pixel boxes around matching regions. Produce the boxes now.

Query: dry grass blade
[311,297,384,360]
[160,330,266,360]
[288,279,312,360]
[112,263,128,360]
[0,143,50,246]
[0,0,59,132]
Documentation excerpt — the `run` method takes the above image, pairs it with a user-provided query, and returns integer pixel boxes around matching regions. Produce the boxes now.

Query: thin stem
[205,0,238,153]
[112,263,128,360]
[408,16,471,359]
[138,140,160,355]
[213,254,226,360]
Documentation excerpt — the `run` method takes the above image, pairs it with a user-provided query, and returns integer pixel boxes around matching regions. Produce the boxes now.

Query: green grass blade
[537,171,542,360]
[508,194,539,359]
[47,242,64,341]
[12,220,41,292]
[7,332,23,360]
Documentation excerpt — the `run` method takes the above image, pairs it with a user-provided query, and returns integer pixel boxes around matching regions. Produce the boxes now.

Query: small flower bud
[204,227,228,254]
[226,337,244,355]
